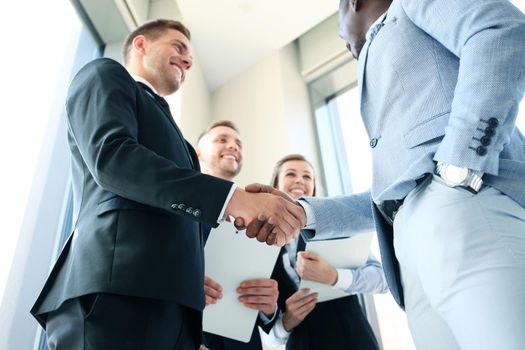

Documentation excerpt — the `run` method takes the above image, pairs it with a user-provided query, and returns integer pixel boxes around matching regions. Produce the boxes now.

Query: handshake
[225,183,307,247]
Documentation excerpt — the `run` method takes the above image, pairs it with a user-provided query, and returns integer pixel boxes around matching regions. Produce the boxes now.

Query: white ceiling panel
[174,0,337,90]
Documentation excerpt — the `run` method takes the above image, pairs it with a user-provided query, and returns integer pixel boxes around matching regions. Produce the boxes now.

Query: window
[0,0,102,348]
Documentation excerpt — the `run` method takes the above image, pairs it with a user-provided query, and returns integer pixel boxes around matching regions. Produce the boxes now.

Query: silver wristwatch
[435,162,484,193]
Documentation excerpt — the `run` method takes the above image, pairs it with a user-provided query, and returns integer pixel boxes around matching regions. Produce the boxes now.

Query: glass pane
[0,0,91,303]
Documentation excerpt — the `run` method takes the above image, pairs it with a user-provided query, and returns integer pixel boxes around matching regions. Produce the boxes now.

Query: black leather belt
[377,199,404,226]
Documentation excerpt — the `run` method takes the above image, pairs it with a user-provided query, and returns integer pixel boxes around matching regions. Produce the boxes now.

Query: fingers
[205,294,218,306]
[282,289,318,330]
[239,278,278,289]
[245,214,278,245]
[237,279,278,315]
[245,183,297,204]
[204,276,222,304]
[234,217,246,230]
[237,191,306,246]
[286,290,318,315]
[237,279,278,298]
[298,251,318,260]
[286,288,313,303]
[244,183,274,194]
[245,214,267,239]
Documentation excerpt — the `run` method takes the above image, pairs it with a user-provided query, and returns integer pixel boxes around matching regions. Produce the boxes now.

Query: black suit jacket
[269,246,380,350]
[31,58,233,327]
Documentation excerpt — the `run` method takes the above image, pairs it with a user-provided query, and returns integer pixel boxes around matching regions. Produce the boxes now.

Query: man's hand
[237,278,279,316]
[282,289,318,332]
[296,251,338,286]
[204,276,223,306]
[226,186,306,247]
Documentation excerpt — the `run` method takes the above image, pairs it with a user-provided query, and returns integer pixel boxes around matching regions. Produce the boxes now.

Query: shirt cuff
[217,184,237,223]
[273,315,292,341]
[259,308,277,325]
[333,268,353,291]
[297,199,316,229]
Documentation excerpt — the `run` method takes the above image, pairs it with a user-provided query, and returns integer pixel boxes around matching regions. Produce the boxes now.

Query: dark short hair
[270,154,316,196]
[122,19,191,64]
[197,120,240,144]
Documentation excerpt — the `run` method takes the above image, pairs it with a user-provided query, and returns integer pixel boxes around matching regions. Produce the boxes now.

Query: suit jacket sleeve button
[484,126,495,137]
[476,146,488,156]
[186,207,193,214]
[488,118,499,127]
[170,204,178,209]
[178,204,186,210]
[193,209,201,218]
[480,136,491,146]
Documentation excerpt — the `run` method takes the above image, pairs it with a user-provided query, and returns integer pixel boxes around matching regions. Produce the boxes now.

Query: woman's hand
[296,251,338,286]
[282,288,318,331]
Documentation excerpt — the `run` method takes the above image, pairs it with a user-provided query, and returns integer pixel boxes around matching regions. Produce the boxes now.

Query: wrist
[329,268,338,286]
[282,314,294,332]
[225,188,246,217]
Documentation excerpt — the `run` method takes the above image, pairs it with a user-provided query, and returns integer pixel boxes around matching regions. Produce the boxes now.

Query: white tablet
[203,221,280,342]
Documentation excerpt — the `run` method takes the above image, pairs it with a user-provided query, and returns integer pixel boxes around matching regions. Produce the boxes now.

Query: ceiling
[172,0,338,90]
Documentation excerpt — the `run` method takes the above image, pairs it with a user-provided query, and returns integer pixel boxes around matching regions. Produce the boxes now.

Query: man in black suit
[30,19,305,350]
[196,120,279,350]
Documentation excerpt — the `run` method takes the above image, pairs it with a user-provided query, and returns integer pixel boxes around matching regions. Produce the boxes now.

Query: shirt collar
[131,74,160,96]
[365,11,388,42]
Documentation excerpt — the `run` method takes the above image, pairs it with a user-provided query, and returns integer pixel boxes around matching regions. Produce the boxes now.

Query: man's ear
[196,147,203,161]
[132,35,146,56]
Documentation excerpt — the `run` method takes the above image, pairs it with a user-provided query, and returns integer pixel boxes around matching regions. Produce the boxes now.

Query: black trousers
[45,293,201,350]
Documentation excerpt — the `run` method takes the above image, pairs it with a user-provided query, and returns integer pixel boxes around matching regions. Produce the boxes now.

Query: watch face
[444,165,469,185]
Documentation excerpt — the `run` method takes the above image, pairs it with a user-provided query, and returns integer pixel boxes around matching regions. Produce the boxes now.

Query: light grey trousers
[394,176,525,350]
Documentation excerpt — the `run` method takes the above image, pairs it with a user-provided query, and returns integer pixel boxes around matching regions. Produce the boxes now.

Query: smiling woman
[0,0,101,348]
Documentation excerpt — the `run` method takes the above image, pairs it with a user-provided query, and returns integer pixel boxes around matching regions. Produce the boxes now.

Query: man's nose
[227,141,238,150]
[182,54,193,70]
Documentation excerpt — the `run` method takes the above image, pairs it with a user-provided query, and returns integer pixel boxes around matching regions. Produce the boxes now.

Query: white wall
[210,44,320,188]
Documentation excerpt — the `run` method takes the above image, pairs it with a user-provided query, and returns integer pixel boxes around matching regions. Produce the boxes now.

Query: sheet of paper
[203,221,280,342]
[299,232,374,302]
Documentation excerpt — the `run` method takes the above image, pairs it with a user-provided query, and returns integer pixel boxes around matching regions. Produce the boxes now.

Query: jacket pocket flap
[404,112,449,149]
[97,197,141,216]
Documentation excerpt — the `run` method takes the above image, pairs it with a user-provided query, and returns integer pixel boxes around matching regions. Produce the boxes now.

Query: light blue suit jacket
[303,0,525,307]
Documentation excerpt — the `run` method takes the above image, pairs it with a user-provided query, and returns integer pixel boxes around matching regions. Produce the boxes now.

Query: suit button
[369,138,378,148]
[480,136,491,146]
[185,207,193,214]
[178,204,186,210]
[484,126,495,137]
[193,209,201,218]
[170,204,178,209]
[488,118,499,127]
[476,146,487,156]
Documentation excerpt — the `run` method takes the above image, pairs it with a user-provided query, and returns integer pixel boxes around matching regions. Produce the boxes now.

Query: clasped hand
[226,183,306,247]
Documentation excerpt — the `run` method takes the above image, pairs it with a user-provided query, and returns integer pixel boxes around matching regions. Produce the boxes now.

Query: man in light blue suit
[241,0,525,349]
